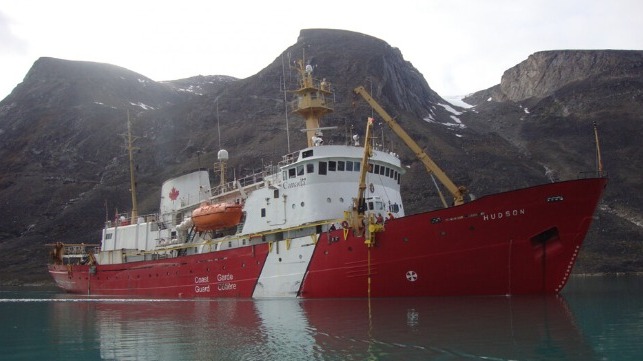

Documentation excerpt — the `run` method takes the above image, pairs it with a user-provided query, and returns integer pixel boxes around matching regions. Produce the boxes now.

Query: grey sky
[1,0,642,100]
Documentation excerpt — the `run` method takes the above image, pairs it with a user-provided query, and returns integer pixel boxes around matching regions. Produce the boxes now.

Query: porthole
[327,197,331,203]
[339,197,344,203]
[300,201,305,207]
[292,204,296,209]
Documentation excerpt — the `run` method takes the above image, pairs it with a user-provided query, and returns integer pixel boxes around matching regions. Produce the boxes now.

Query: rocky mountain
[0,29,641,285]
[463,49,643,272]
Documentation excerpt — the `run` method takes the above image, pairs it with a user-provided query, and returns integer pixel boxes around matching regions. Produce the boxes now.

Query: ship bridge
[291,61,334,147]
[239,144,405,234]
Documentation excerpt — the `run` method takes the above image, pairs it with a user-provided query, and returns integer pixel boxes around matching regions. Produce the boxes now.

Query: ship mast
[292,59,334,147]
[126,110,139,221]
[593,121,604,176]
[214,149,229,192]
[213,99,229,194]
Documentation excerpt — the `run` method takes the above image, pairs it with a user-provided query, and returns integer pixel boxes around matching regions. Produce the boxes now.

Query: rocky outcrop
[494,50,643,102]
[461,49,643,274]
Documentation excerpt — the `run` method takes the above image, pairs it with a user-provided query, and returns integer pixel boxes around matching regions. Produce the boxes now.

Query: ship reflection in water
[47,295,595,360]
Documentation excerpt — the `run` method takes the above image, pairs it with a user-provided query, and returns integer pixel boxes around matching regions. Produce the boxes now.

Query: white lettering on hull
[483,209,526,221]
[217,273,234,281]
[216,273,236,292]
[195,285,210,293]
[194,275,211,293]
[193,274,237,293]
[217,283,237,291]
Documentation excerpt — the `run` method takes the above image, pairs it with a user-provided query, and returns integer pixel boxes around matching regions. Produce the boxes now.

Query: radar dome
[217,149,229,161]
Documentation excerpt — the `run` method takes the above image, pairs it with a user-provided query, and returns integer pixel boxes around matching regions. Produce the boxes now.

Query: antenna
[126,110,139,222]
[282,54,291,152]
[593,121,604,176]
[216,99,221,149]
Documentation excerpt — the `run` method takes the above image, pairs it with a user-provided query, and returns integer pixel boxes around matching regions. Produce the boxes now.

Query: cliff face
[495,50,643,102]
[463,49,643,273]
[0,31,641,284]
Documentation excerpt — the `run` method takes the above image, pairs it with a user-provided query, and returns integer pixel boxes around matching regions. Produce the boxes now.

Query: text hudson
[483,209,525,221]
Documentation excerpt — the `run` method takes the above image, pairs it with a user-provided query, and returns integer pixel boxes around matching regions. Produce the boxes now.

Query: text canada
[282,178,306,189]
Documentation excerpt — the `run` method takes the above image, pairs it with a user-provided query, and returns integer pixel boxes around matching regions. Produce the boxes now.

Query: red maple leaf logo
[169,187,179,201]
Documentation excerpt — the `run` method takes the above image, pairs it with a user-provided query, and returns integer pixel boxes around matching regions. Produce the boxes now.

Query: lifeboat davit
[191,202,243,231]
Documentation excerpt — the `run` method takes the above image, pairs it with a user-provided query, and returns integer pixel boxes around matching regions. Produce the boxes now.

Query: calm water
[1,275,641,360]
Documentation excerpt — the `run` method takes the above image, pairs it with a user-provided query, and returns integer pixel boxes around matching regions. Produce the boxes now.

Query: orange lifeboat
[191,202,243,231]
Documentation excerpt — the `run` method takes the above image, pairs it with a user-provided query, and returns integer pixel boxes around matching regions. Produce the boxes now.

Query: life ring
[369,183,375,193]
[341,221,349,229]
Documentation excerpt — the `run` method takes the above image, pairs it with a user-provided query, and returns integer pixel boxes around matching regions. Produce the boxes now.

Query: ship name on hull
[483,208,526,221]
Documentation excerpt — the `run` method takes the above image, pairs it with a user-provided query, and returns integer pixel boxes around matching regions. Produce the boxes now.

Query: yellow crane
[353,86,467,207]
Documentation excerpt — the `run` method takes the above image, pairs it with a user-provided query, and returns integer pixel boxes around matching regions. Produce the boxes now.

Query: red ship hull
[49,244,272,298]
[301,177,607,297]
[49,177,606,298]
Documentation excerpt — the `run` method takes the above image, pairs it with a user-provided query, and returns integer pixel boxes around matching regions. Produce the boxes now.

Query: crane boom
[353,86,466,206]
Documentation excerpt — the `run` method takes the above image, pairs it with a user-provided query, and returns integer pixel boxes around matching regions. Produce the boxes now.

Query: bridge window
[354,162,361,172]
[297,165,304,176]
[374,164,380,174]
[338,161,345,171]
[302,149,313,158]
[261,208,266,217]
[306,163,314,173]
[385,167,390,177]
[328,161,336,171]
[318,161,327,175]
[379,165,385,175]
[289,168,296,178]
[346,161,353,171]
